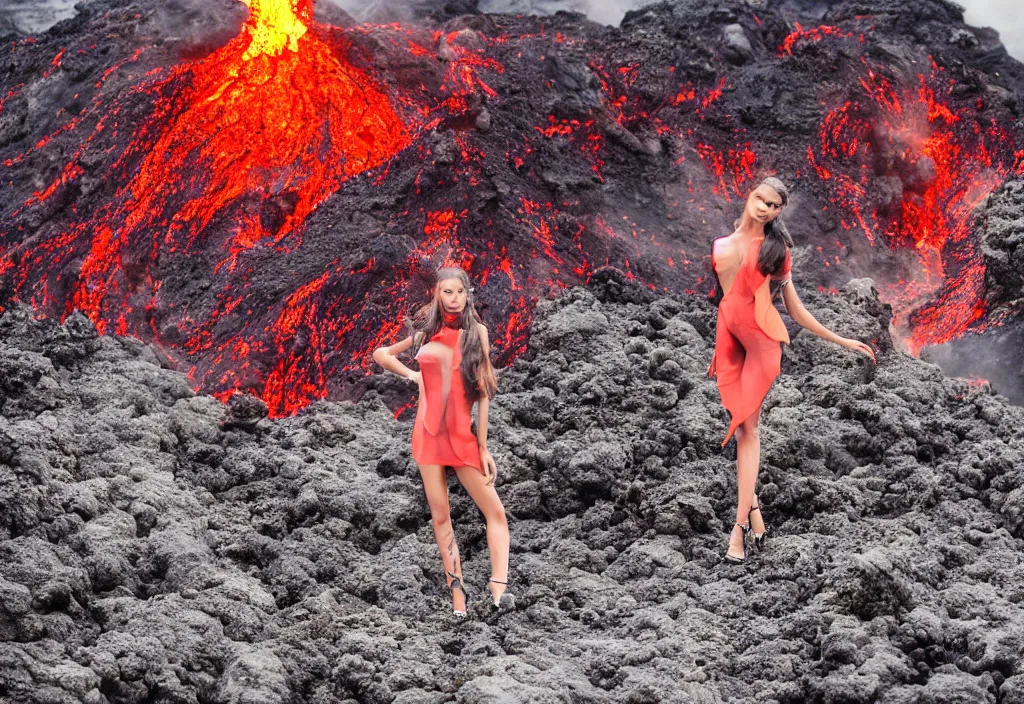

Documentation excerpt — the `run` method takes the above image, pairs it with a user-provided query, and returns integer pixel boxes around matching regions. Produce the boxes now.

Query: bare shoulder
[713,233,739,250]
[476,322,489,338]
[712,235,740,265]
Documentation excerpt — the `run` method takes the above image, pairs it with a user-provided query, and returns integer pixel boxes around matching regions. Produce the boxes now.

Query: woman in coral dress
[373,267,511,616]
[709,177,876,564]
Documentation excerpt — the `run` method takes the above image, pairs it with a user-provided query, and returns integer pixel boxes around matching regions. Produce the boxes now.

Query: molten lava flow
[810,64,1021,352]
[172,22,517,416]
[1,0,416,415]
[241,0,311,59]
[74,0,407,332]
[10,4,1019,419]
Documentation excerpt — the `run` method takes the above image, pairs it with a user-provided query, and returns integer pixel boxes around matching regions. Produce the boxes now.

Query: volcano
[1,0,1023,414]
[4,2,1024,702]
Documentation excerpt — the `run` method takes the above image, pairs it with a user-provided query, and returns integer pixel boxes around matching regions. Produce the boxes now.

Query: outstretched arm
[372,334,422,383]
[475,324,498,484]
[781,281,876,361]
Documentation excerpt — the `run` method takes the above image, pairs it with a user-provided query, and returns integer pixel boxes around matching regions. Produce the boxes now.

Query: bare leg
[727,409,761,559]
[418,463,465,613]
[453,464,510,603]
[749,493,766,537]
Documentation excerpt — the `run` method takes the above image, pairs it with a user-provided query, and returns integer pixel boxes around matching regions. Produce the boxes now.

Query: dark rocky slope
[929,176,1024,402]
[1,0,1023,412]
[2,273,1023,703]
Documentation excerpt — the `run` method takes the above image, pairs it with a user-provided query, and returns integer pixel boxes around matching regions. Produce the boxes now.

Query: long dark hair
[407,267,497,402]
[755,176,795,277]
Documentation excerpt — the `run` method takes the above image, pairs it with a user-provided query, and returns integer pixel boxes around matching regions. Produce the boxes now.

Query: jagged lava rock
[1,273,1023,702]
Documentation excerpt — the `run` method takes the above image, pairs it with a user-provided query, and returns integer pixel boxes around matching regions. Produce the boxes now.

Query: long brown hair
[755,176,795,277]
[406,267,497,402]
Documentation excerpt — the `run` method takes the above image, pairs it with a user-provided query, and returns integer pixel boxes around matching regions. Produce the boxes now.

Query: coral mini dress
[411,323,483,472]
[709,237,792,446]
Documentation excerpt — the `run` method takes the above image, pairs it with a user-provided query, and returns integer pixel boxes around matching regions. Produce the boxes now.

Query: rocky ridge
[928,176,1024,403]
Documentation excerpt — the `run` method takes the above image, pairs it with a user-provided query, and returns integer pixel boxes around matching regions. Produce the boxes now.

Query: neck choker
[442,311,461,328]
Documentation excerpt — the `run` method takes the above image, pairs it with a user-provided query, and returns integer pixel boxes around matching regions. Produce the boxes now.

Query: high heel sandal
[723,522,750,564]
[446,570,468,618]
[748,503,769,552]
[487,578,515,611]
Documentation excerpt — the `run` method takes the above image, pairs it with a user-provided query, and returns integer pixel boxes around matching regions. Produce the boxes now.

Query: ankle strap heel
[723,522,749,564]
[446,570,468,618]
[748,504,769,550]
[487,579,514,611]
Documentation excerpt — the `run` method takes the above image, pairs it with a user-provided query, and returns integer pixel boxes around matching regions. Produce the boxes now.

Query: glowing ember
[779,23,854,56]
[696,143,758,201]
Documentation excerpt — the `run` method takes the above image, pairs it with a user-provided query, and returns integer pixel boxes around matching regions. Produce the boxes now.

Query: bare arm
[478,395,491,449]
[477,397,490,450]
[781,282,876,361]
[475,324,498,484]
[372,334,422,382]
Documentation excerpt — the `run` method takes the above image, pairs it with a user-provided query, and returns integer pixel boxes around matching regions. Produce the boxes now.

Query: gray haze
[328,0,646,25]
[0,0,78,35]
[960,0,1024,62]
[476,0,644,26]
[331,0,1024,62]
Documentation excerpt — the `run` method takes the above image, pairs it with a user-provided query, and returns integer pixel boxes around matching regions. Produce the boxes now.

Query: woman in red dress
[709,177,876,564]
[373,267,510,616]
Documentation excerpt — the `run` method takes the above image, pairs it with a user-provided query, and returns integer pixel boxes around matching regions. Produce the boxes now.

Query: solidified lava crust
[1,275,1024,702]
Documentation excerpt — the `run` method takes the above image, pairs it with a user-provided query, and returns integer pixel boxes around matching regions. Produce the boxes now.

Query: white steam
[0,0,79,35]
[957,0,1023,61]
[326,0,647,25]
[475,0,645,26]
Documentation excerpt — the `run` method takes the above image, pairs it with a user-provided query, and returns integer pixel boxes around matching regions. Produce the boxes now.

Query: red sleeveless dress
[709,238,792,446]
[411,324,483,472]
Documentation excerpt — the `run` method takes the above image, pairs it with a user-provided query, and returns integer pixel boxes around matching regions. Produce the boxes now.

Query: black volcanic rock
[925,176,1024,403]
[1,278,1023,702]
[981,177,1024,309]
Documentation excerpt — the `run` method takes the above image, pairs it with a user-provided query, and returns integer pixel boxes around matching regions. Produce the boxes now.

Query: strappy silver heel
[749,503,769,551]
[723,522,750,564]
[487,578,515,611]
[446,570,468,617]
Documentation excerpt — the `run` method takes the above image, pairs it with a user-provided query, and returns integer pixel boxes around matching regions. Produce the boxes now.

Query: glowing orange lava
[809,64,1021,353]
[779,23,854,56]
[240,0,311,60]
[66,0,409,334]
[8,6,1020,419]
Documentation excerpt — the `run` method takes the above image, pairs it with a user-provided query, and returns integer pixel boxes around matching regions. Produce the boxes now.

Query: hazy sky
[959,0,1024,62]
